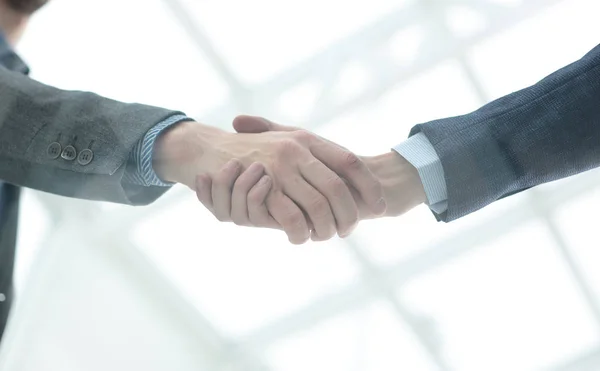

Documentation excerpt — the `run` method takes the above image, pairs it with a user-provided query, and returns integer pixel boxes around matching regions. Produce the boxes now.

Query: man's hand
[194,116,426,241]
[231,116,426,218]
[153,119,387,244]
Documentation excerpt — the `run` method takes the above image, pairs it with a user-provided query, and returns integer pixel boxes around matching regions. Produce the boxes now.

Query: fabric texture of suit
[0,37,182,339]
[409,43,600,222]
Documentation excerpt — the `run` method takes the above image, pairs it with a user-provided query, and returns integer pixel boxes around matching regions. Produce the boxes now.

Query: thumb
[233,115,299,133]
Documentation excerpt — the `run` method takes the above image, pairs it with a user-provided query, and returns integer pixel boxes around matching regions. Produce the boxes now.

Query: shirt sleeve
[393,132,448,214]
[122,114,191,187]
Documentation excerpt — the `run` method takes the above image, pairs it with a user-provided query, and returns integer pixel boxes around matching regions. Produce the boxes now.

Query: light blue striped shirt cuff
[123,114,190,187]
[393,132,448,214]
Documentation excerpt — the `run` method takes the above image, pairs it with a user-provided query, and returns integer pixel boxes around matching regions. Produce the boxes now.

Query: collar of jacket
[0,30,29,75]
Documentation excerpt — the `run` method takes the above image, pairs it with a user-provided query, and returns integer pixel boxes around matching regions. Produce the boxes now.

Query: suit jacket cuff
[393,132,448,213]
[408,44,600,223]
[123,114,191,187]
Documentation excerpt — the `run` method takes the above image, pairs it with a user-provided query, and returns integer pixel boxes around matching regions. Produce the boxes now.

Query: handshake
[154,115,427,244]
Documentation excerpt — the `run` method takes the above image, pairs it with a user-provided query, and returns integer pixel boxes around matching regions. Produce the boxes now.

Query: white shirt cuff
[393,132,448,213]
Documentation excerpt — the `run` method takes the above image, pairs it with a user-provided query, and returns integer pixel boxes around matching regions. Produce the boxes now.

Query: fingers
[299,160,359,238]
[311,142,386,216]
[267,192,311,245]
[211,159,243,221]
[247,175,279,229]
[281,172,337,241]
[195,174,214,212]
[233,115,382,230]
[198,160,281,230]
[233,115,300,133]
[233,115,272,133]
[230,162,268,226]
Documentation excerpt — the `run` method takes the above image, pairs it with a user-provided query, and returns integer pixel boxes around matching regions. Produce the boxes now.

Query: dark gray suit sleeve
[0,66,184,205]
[410,43,600,222]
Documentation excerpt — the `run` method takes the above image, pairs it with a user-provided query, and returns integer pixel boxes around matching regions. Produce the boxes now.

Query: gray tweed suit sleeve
[0,66,184,205]
[410,43,600,222]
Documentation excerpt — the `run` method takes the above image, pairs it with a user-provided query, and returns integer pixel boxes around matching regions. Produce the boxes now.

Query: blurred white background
[4,0,600,370]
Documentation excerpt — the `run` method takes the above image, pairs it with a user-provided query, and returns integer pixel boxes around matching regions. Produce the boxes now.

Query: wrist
[153,120,230,187]
[363,151,426,217]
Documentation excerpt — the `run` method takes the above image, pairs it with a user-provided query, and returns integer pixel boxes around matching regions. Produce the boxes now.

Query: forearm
[362,151,426,219]
[411,43,600,221]
[153,120,231,188]
[0,67,182,204]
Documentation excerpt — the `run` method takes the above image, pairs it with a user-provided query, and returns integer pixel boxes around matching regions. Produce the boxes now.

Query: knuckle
[327,176,348,198]
[275,139,300,156]
[215,172,232,186]
[231,216,247,226]
[247,190,262,205]
[342,152,362,170]
[248,184,271,205]
[217,162,240,183]
[282,210,304,229]
[292,129,314,142]
[309,196,330,218]
[234,177,253,193]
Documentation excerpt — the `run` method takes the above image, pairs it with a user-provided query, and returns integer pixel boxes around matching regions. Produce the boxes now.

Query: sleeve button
[77,149,94,165]
[61,145,77,161]
[47,142,62,159]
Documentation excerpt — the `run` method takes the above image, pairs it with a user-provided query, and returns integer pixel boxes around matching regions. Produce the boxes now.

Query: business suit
[0,35,182,339]
[396,43,600,222]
